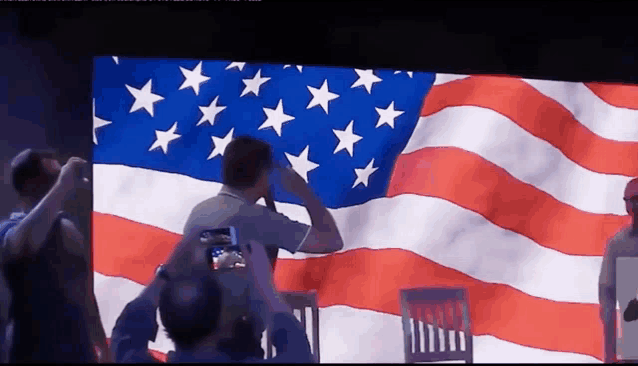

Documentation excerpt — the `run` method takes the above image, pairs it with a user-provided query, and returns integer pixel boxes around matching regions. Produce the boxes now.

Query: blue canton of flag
[92,57,434,208]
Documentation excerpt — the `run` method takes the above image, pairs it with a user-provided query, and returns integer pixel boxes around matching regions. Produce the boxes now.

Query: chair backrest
[400,287,473,363]
[266,290,320,363]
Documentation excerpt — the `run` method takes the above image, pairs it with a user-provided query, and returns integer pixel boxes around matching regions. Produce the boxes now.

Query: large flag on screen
[92,55,637,363]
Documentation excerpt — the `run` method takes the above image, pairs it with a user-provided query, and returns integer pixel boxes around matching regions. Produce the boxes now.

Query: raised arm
[297,191,344,254]
[4,157,86,261]
[279,168,343,254]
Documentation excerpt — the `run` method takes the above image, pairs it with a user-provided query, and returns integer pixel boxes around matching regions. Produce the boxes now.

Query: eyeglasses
[624,196,638,202]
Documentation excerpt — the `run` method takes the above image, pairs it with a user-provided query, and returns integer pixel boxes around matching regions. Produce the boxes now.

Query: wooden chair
[400,287,473,363]
[266,290,320,363]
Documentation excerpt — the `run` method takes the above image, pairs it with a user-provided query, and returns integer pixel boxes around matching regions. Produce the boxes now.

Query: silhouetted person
[111,237,314,363]
[599,178,638,363]
[0,269,11,363]
[0,149,109,362]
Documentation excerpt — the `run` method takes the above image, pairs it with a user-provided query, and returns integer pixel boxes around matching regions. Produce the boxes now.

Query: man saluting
[169,136,344,359]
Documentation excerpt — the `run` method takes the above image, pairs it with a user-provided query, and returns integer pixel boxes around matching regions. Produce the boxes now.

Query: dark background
[1,1,637,259]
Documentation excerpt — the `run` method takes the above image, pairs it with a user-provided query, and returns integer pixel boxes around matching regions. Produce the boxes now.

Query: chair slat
[300,307,307,331]
[401,297,412,363]
[267,325,273,359]
[432,304,440,353]
[413,305,421,354]
[421,306,429,354]
[400,287,472,363]
[441,301,451,352]
[312,306,320,363]
[462,300,473,363]
[453,300,462,352]
[266,291,320,362]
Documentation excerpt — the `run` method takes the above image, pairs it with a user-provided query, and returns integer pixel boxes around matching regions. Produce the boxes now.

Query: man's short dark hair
[10,149,57,199]
[216,316,264,361]
[222,136,273,189]
[159,270,223,351]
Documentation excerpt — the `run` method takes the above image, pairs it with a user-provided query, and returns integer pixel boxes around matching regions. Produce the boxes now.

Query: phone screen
[200,227,246,271]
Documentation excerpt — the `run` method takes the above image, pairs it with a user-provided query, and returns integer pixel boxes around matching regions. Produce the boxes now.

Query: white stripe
[433,73,469,86]
[95,272,174,354]
[404,106,632,215]
[94,164,602,304]
[522,78,638,143]
[95,273,600,363]
[432,73,638,143]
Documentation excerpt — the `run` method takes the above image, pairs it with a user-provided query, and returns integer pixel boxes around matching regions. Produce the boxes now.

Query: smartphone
[201,227,250,271]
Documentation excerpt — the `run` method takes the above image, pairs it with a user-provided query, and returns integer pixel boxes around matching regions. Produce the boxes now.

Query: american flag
[92,55,636,363]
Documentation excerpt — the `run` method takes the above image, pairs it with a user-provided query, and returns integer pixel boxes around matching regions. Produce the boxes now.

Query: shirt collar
[218,185,250,204]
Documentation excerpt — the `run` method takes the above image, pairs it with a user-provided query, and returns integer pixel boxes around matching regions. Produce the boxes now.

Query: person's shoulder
[610,227,631,245]
[8,212,26,221]
[0,212,27,239]
[0,219,14,234]
[191,195,239,216]
[191,196,215,211]
[0,212,26,226]
[604,227,635,258]
[59,213,83,237]
[185,197,221,223]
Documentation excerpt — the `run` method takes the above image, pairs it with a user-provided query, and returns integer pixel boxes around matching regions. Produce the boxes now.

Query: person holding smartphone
[110,234,314,363]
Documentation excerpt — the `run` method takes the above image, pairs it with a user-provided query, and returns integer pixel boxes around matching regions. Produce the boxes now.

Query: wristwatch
[155,264,171,281]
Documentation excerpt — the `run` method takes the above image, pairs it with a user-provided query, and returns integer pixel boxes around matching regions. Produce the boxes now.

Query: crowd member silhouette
[600,178,638,363]
[0,149,109,362]
[0,270,11,363]
[111,232,315,363]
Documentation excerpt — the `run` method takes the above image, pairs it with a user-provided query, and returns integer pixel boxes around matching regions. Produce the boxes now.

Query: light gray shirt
[183,187,310,254]
[600,228,638,297]
[599,228,638,360]
[182,186,311,340]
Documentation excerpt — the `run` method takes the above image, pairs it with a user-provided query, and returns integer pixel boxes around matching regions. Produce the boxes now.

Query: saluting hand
[56,157,89,194]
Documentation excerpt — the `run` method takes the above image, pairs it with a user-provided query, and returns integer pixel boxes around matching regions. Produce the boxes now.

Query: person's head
[216,315,264,361]
[159,269,223,351]
[625,178,638,219]
[222,136,273,197]
[10,149,61,206]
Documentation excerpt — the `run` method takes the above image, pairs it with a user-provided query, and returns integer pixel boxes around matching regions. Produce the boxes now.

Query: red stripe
[386,146,629,257]
[93,213,181,284]
[585,82,638,110]
[149,349,167,362]
[422,76,638,177]
[93,212,603,360]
